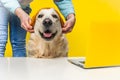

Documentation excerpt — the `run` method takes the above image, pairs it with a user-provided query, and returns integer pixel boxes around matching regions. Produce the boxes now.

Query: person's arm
[15,8,33,32]
[54,0,76,33]
[0,0,33,32]
[0,0,21,13]
[54,0,75,18]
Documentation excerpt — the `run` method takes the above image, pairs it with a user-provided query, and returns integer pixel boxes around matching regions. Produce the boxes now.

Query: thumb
[62,21,68,30]
[63,21,67,28]
[28,18,33,29]
[28,18,31,25]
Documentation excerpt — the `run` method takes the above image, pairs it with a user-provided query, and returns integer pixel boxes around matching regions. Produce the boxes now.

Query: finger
[62,24,68,31]
[62,28,70,33]
[28,29,34,33]
[62,29,71,33]
[62,31,68,34]
[62,23,70,32]
[28,18,31,24]
[63,22,67,28]
[68,29,72,33]
[28,27,34,33]
[28,18,34,29]
[21,23,28,31]
[62,28,67,32]
[62,26,73,33]
[25,20,32,30]
[68,28,72,32]
[25,26,34,32]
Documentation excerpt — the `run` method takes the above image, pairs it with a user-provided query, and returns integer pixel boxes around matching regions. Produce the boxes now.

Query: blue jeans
[0,4,31,57]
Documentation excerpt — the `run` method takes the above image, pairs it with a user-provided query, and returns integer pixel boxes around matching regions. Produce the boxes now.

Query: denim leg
[0,6,9,57]
[9,6,31,57]
[9,14,27,57]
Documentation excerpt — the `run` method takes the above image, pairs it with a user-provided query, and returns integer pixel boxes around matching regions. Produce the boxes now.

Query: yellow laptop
[68,0,120,68]
[68,24,120,68]
[68,26,120,68]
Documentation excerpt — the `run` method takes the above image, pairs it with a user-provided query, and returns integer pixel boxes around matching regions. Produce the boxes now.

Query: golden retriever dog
[27,8,68,58]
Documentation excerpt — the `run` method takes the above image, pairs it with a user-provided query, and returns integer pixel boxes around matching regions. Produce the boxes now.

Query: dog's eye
[52,14,58,18]
[38,14,43,18]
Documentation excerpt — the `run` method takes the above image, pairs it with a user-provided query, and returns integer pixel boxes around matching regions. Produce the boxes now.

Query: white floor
[0,57,120,80]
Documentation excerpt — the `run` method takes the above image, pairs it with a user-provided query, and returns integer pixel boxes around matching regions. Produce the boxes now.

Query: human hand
[62,14,76,33]
[15,8,34,33]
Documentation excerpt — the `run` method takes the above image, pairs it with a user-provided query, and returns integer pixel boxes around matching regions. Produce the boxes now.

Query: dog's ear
[54,9,65,27]
[31,10,40,27]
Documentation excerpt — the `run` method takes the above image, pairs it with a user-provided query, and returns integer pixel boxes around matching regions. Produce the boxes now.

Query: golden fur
[27,8,68,58]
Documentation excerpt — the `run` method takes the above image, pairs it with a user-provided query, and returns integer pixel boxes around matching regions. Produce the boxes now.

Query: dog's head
[31,8,64,41]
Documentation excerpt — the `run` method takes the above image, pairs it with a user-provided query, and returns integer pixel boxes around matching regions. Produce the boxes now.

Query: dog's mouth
[39,30,57,41]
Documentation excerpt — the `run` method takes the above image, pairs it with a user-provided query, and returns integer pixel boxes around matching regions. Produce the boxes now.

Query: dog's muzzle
[39,30,57,41]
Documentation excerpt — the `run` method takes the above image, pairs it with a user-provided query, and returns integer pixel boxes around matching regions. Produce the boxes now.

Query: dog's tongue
[43,33,52,38]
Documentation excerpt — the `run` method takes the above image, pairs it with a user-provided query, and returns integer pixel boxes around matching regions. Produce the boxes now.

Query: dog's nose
[43,18,52,27]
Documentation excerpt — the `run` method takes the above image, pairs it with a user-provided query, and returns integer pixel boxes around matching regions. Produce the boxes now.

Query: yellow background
[5,0,120,61]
